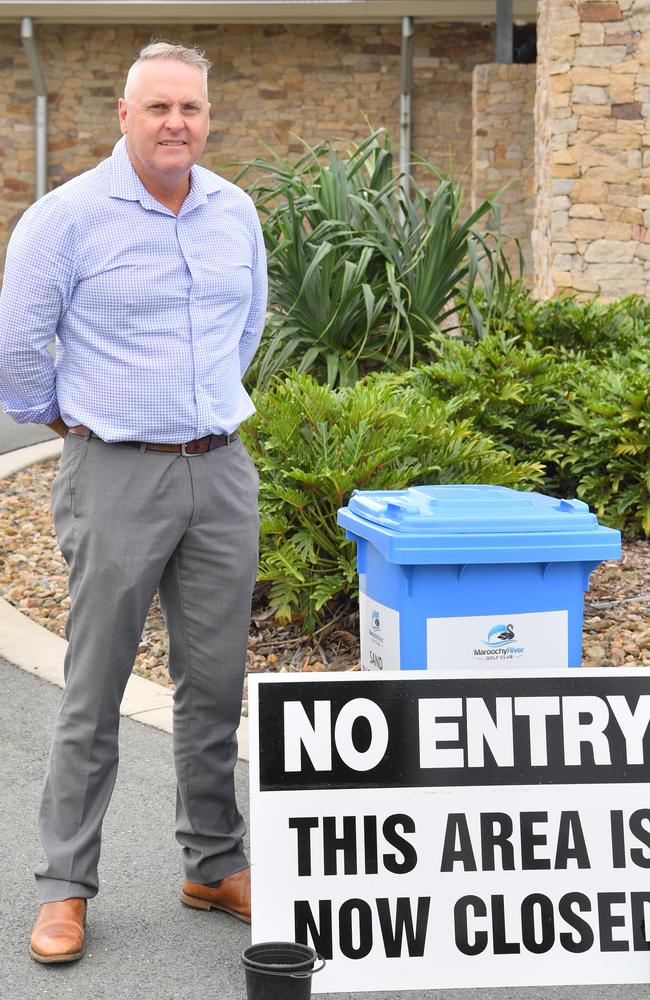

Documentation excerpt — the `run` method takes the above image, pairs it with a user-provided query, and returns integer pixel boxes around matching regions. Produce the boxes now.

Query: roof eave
[0,2,538,24]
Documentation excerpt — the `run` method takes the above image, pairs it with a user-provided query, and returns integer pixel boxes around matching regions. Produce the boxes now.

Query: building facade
[0,0,647,299]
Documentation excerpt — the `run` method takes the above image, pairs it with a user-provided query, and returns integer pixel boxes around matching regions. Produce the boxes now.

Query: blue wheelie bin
[337,484,621,671]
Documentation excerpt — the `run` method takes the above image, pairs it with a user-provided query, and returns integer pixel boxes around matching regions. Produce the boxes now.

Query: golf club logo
[366,606,385,669]
[486,623,516,647]
[474,619,524,661]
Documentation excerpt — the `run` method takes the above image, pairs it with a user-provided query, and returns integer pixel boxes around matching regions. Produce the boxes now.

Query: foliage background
[234,134,650,629]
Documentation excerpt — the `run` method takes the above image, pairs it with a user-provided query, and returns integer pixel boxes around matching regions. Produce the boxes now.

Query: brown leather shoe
[180,867,251,923]
[30,898,87,964]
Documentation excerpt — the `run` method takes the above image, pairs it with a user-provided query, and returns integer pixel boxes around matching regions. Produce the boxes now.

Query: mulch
[1,459,649,715]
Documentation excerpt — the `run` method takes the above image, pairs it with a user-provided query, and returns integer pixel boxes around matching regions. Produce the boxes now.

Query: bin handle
[557,498,587,512]
[291,956,326,978]
[356,496,386,512]
[245,955,327,979]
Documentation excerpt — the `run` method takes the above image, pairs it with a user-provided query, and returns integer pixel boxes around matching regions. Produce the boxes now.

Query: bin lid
[337,485,622,565]
[347,485,597,534]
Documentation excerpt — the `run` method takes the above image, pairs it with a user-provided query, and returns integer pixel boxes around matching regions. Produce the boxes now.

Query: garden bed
[1,459,649,716]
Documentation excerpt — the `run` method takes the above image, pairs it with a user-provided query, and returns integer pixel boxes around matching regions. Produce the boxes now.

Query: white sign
[359,593,400,671]
[249,669,650,994]
[427,611,569,670]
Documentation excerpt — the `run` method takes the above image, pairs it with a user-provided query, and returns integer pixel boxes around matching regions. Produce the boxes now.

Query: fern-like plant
[391,331,577,496]
[565,357,650,537]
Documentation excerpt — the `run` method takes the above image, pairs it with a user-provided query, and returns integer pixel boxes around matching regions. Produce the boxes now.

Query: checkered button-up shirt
[0,137,268,442]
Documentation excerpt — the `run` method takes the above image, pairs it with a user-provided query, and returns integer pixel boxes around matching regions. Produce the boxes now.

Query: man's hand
[47,418,68,439]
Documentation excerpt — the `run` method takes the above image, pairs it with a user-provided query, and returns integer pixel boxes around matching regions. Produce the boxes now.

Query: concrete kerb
[0,439,250,760]
[0,437,63,478]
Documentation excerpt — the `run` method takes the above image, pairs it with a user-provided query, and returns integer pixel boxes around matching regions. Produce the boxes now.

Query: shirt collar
[109,136,224,214]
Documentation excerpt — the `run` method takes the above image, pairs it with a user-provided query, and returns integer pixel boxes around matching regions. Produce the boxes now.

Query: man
[0,42,267,963]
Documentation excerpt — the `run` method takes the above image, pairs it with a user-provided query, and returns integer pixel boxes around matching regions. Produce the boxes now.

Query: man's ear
[117,98,127,134]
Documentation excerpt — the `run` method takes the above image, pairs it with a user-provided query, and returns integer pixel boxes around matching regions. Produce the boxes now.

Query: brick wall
[534,0,650,298]
[0,20,494,263]
[472,63,537,277]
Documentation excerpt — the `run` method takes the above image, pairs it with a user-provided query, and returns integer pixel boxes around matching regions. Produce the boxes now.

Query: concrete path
[3,655,647,1000]
[0,653,252,1000]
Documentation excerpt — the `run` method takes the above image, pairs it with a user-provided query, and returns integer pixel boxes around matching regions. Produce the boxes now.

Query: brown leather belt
[67,424,237,456]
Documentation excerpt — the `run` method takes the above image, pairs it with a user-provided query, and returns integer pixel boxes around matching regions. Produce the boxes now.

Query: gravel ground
[1,459,649,713]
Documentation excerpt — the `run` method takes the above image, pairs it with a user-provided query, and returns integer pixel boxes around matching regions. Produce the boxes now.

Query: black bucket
[241,941,325,1000]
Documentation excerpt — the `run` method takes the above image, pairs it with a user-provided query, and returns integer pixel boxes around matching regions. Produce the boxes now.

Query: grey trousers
[36,429,259,903]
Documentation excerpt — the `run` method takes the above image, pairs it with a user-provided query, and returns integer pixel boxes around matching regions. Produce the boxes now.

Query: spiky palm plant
[234,129,519,388]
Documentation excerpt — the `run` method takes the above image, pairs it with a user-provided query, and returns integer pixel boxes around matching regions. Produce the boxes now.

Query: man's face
[117,60,210,184]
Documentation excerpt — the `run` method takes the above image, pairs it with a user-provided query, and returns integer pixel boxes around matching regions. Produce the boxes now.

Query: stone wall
[472,63,537,277]
[534,0,650,298]
[0,20,494,265]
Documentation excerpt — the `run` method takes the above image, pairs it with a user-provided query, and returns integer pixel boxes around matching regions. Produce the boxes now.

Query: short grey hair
[124,42,212,98]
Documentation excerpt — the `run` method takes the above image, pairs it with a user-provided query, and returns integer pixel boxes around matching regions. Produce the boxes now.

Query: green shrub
[240,371,543,629]
[392,330,650,538]
[236,130,518,388]
[461,286,650,360]
[565,356,650,537]
[390,331,577,496]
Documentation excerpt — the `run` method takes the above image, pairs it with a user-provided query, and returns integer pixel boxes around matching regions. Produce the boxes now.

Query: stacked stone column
[534,0,650,298]
[472,63,537,277]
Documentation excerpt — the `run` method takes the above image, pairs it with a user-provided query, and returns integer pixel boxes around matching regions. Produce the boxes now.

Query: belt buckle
[181,437,211,456]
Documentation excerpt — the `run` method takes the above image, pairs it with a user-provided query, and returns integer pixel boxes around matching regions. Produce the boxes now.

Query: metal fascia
[0,2,538,24]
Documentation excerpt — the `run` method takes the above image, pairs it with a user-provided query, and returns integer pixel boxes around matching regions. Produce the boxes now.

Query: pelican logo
[371,610,381,633]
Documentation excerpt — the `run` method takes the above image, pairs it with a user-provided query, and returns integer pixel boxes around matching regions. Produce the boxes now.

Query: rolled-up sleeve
[0,195,78,424]
[238,197,268,378]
